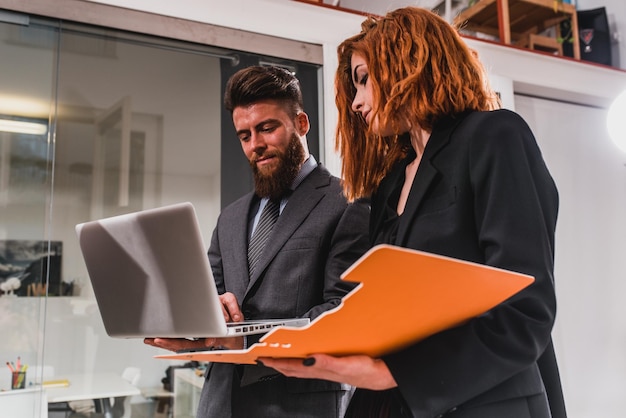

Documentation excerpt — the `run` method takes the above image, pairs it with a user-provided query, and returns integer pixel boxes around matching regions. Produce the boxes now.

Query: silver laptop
[75,202,309,339]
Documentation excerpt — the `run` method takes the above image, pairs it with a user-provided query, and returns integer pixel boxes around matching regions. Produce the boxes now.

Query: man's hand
[258,354,398,391]
[144,337,214,352]
[144,335,244,352]
[220,292,243,322]
[144,292,246,352]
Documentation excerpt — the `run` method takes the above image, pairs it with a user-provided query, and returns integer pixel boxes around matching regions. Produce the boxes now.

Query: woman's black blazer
[371,110,565,418]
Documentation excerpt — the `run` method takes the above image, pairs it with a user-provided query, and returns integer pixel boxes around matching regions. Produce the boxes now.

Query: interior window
[0,10,322,392]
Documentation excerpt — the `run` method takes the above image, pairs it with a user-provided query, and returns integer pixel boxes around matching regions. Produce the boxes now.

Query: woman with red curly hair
[261,7,566,418]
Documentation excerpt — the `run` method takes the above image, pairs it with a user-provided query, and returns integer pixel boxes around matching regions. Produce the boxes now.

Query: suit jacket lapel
[221,193,256,300]
[245,165,329,293]
[395,157,439,247]
[395,115,465,246]
[370,159,404,242]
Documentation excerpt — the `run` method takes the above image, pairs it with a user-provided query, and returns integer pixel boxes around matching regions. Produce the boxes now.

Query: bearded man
[145,66,370,418]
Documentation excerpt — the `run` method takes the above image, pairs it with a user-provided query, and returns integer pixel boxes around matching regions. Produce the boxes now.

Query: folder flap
[156,245,534,364]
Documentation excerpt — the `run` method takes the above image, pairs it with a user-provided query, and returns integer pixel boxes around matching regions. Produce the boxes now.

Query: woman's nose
[351,93,363,113]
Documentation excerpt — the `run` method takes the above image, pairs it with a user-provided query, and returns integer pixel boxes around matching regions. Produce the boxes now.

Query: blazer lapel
[394,157,439,247]
[370,160,404,241]
[218,193,256,300]
[395,115,465,246]
[245,166,329,293]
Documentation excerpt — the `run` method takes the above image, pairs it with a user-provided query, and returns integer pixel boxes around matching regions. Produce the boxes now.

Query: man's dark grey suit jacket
[197,164,370,418]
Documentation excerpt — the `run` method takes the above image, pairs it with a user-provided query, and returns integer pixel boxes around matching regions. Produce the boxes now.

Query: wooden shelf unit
[455,0,580,59]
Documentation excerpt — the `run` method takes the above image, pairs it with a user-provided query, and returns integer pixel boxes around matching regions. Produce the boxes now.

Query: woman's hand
[259,354,397,390]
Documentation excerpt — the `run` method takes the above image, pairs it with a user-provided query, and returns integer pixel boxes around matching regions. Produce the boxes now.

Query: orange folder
[156,244,534,364]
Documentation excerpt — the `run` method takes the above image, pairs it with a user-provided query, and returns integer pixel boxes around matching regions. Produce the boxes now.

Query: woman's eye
[359,74,368,85]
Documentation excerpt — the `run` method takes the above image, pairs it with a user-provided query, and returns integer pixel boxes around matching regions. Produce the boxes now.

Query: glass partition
[0,10,322,416]
[0,13,58,408]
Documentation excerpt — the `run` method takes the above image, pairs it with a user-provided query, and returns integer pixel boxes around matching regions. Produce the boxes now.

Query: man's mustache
[251,151,279,164]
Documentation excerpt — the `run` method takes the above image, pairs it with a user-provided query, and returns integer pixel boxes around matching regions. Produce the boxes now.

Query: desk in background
[141,386,174,418]
[46,372,141,418]
[0,387,47,417]
[173,368,204,418]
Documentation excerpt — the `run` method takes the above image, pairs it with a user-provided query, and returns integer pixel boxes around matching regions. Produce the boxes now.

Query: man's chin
[255,163,278,177]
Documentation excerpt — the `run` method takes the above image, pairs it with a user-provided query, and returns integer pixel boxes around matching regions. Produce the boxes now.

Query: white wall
[516,95,626,417]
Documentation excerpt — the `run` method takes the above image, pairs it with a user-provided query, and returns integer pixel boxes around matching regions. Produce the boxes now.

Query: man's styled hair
[224,65,304,119]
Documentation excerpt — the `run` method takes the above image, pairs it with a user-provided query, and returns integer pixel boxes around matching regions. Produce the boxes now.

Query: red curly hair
[335,7,500,201]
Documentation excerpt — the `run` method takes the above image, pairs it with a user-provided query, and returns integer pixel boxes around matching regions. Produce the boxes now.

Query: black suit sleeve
[304,197,371,319]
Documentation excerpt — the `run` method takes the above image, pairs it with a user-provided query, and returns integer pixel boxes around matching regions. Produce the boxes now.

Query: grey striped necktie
[248,199,280,276]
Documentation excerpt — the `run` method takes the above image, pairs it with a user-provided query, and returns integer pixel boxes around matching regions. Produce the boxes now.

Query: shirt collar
[291,155,317,191]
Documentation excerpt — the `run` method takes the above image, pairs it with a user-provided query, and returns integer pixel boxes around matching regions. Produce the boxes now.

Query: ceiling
[321,0,465,17]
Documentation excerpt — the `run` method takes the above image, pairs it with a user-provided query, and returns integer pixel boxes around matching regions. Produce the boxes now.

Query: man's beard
[250,133,305,200]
